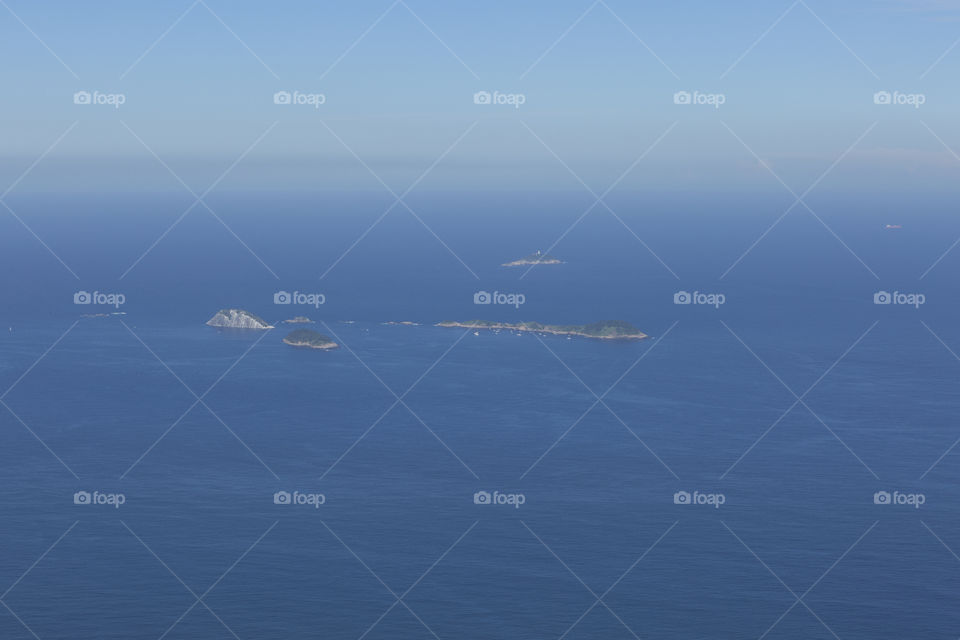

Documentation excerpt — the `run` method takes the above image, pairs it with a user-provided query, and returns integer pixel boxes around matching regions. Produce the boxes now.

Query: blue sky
[1,0,959,193]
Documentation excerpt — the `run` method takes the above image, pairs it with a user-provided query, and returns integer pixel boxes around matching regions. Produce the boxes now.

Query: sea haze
[1,191,959,638]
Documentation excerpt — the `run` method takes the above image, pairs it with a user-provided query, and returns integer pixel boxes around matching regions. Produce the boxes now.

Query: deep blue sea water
[1,190,959,638]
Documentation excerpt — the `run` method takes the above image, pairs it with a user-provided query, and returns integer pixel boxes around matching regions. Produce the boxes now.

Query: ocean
[0,190,958,638]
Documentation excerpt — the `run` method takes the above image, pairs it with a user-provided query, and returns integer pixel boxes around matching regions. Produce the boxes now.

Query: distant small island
[283,329,338,350]
[437,320,647,340]
[283,316,314,324]
[206,309,273,329]
[382,321,420,326]
[502,250,563,267]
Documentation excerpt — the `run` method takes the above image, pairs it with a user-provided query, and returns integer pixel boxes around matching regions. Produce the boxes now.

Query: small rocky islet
[501,250,563,267]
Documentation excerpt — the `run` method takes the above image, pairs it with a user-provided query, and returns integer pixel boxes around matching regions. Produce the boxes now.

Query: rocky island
[206,309,274,329]
[501,250,563,267]
[283,316,313,324]
[283,329,339,350]
[437,320,647,340]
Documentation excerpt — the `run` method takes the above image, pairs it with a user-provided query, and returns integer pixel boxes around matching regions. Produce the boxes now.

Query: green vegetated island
[437,320,647,340]
[282,329,339,350]
[501,250,563,267]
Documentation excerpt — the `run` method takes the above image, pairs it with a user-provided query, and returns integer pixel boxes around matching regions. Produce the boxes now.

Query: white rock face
[206,309,273,329]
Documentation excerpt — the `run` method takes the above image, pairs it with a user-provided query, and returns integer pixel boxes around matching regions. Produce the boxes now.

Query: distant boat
[885,224,902,229]
[473,331,479,336]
